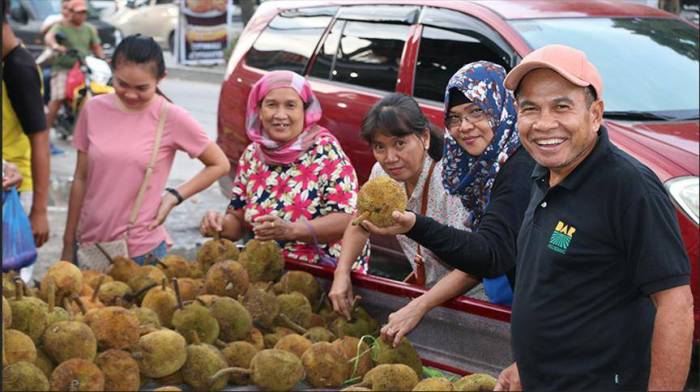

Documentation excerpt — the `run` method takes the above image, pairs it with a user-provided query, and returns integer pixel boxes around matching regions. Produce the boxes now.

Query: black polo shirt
[511,126,690,391]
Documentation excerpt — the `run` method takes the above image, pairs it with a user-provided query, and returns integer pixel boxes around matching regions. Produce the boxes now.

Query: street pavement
[34,74,229,283]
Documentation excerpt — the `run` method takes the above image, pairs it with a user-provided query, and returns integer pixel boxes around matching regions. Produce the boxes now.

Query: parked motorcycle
[52,33,114,139]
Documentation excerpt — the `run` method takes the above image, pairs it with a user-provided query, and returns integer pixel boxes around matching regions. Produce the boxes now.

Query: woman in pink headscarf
[200,71,368,270]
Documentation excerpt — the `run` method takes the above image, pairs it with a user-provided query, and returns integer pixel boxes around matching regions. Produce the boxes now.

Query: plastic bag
[2,187,37,272]
[65,61,84,102]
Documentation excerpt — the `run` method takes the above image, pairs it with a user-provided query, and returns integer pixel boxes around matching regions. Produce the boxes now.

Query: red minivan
[217,0,699,382]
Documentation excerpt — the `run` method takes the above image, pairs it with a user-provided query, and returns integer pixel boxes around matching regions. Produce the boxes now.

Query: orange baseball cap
[69,0,88,12]
[504,44,603,99]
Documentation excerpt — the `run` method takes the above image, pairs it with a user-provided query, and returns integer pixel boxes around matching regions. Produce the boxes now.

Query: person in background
[199,70,367,267]
[61,34,229,265]
[2,0,51,282]
[45,0,103,133]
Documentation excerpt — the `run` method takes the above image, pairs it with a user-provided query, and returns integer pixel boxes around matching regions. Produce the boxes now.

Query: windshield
[510,18,699,120]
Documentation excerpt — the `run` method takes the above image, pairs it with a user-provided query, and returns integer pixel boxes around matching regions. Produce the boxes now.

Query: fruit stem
[13,278,23,300]
[48,278,56,313]
[277,313,307,335]
[172,278,183,310]
[210,367,251,386]
[91,276,105,303]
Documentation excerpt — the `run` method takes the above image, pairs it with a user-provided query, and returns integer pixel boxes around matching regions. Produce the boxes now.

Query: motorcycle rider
[44,0,103,134]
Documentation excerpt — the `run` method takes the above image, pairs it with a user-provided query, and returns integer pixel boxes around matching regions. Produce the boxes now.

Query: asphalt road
[33,77,229,282]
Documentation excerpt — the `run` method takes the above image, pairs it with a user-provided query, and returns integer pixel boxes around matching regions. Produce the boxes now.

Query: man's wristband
[165,187,184,205]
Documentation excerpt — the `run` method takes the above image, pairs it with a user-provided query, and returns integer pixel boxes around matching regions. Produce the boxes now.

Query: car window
[414,7,514,102]
[245,13,333,74]
[155,0,173,4]
[310,20,409,92]
[510,17,699,118]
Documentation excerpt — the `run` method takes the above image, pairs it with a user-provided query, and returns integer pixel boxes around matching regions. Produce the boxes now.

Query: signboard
[176,0,230,65]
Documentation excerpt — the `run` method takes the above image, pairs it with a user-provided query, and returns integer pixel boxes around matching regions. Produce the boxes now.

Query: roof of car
[260,0,675,20]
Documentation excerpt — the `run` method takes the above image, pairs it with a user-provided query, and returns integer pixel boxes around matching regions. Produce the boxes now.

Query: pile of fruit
[2,237,497,391]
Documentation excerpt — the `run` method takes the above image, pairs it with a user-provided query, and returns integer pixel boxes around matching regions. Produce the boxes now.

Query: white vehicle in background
[103,0,178,51]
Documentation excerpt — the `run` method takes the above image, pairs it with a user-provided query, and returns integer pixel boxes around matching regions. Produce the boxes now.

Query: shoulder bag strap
[410,159,437,286]
[125,101,170,236]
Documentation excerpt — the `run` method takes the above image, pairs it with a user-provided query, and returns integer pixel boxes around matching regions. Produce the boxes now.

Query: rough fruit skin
[273,271,321,304]
[362,363,419,391]
[356,176,407,227]
[301,341,351,388]
[204,260,250,299]
[49,358,105,391]
[276,292,312,329]
[372,337,423,379]
[237,239,284,282]
[332,336,373,379]
[208,296,252,342]
[34,348,55,379]
[85,306,140,350]
[159,255,194,279]
[2,361,50,391]
[4,329,37,365]
[242,285,279,330]
[41,320,97,363]
[274,333,312,358]
[95,349,141,392]
[136,329,188,378]
[220,341,258,385]
[171,303,220,344]
[141,285,178,328]
[453,373,498,391]
[414,377,455,391]
[40,261,83,301]
[197,238,240,272]
[182,344,229,392]
[3,295,12,329]
[250,349,305,392]
[9,295,48,343]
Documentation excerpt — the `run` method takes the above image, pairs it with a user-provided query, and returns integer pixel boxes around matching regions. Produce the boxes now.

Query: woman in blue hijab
[362,61,535,346]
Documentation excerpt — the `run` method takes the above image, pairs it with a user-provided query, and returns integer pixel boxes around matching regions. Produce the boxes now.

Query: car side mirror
[9,5,29,25]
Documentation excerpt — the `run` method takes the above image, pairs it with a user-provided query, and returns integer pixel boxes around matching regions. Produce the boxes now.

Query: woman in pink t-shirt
[60,35,229,265]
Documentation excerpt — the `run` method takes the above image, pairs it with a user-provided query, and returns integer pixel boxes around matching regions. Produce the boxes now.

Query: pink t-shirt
[73,93,211,257]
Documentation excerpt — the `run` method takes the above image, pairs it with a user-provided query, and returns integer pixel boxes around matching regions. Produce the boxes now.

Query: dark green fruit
[220,341,258,385]
[9,280,48,343]
[273,271,321,305]
[172,302,220,344]
[304,326,335,343]
[372,337,423,380]
[209,296,251,342]
[276,292,312,329]
[237,239,284,282]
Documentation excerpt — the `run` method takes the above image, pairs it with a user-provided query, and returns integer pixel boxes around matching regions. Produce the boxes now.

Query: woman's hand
[148,192,179,230]
[2,162,23,191]
[252,214,298,241]
[329,271,355,320]
[200,210,225,236]
[380,298,429,347]
[361,210,417,236]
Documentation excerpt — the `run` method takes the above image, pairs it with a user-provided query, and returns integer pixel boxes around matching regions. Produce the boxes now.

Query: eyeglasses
[444,108,487,129]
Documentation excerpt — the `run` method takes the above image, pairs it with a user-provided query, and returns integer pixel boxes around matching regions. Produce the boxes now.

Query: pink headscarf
[245,71,332,165]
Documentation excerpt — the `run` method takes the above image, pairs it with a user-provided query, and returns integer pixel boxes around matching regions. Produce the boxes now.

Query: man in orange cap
[44,0,103,133]
[494,44,693,391]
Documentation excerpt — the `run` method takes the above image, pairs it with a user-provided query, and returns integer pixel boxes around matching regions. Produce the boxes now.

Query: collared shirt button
[541,201,547,208]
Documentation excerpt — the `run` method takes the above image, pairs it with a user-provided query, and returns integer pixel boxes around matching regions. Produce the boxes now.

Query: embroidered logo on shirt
[548,220,576,254]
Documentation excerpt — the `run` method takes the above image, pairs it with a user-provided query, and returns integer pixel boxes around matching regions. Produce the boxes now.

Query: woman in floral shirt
[200,71,367,268]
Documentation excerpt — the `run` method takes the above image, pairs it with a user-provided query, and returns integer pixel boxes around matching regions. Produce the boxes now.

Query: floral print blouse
[230,134,369,271]
[370,157,468,286]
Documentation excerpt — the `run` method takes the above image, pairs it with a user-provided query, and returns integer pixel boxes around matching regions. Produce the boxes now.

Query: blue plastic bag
[2,187,37,272]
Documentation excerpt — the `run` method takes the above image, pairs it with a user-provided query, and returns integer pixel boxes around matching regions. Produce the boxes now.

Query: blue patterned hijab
[442,61,520,230]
